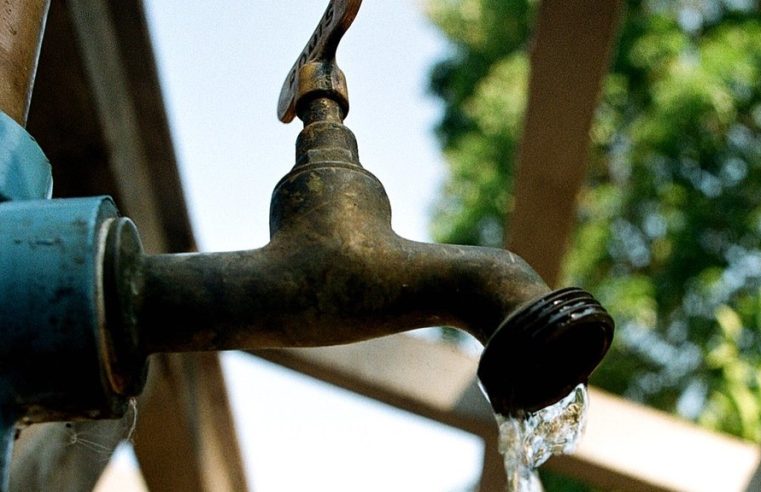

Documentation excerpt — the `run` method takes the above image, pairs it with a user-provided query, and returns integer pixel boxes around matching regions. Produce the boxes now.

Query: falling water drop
[495,384,589,492]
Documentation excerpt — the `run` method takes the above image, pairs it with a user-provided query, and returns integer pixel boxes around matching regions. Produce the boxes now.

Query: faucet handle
[277,0,362,123]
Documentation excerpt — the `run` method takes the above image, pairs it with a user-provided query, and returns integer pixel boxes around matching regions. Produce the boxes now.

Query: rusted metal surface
[104,94,612,413]
[134,102,550,350]
[134,110,552,349]
[478,287,612,413]
[0,0,49,125]
[100,0,614,415]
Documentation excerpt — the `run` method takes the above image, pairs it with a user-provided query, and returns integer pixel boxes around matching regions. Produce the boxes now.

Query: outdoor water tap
[0,2,613,489]
[105,0,614,415]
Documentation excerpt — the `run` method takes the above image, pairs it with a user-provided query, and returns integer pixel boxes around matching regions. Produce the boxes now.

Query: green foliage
[426,0,761,443]
[426,0,537,247]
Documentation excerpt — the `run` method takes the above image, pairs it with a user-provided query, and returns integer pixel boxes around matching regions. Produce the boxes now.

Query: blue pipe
[0,113,135,487]
[0,197,130,421]
[0,401,13,492]
[0,110,51,489]
[0,111,51,203]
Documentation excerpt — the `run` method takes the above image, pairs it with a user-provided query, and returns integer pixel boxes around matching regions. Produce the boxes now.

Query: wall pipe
[0,401,13,492]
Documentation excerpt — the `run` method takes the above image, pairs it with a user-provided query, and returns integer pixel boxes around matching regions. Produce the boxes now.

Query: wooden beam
[16,2,243,490]
[28,0,122,204]
[0,0,49,125]
[60,0,246,487]
[479,433,507,492]
[194,354,249,492]
[10,3,142,490]
[91,0,195,253]
[508,0,623,286]
[66,0,166,254]
[554,388,760,491]
[27,1,193,254]
[132,354,249,492]
[256,336,494,435]
[252,336,760,491]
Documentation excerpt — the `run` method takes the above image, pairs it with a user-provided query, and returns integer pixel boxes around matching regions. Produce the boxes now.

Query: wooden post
[0,0,50,125]
[507,0,622,286]
[133,354,249,492]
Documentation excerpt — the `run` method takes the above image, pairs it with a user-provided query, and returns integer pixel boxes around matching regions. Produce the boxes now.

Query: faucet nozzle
[478,288,613,414]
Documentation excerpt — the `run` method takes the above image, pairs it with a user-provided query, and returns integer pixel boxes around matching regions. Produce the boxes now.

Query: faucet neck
[294,97,361,168]
[297,96,345,126]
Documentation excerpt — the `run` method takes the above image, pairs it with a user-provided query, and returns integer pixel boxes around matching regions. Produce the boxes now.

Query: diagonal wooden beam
[63,0,247,489]
[0,0,49,126]
[507,0,623,286]
[67,0,166,254]
[133,354,249,492]
[253,337,760,491]
[14,1,246,490]
[478,432,507,492]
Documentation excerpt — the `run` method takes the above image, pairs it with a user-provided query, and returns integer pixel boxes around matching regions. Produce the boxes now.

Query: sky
[111,1,486,491]
[145,0,448,250]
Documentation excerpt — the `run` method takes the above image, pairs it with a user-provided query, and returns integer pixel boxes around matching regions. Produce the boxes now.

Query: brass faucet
[103,0,614,415]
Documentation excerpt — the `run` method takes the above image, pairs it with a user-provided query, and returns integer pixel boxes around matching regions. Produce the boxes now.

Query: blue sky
[139,1,485,491]
[146,0,448,249]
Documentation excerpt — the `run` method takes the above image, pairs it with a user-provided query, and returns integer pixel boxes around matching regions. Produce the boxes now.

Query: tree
[426,0,761,441]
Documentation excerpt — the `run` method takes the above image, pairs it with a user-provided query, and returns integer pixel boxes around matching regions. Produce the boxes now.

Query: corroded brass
[114,97,552,352]
[107,96,613,413]
[105,0,613,414]
[277,0,360,123]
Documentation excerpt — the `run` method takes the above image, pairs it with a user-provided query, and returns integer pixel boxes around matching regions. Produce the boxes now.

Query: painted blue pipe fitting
[0,116,143,490]
[0,402,13,492]
[0,197,135,423]
[0,111,52,202]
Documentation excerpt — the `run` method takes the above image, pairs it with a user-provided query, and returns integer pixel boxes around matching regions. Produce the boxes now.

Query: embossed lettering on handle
[277,0,362,123]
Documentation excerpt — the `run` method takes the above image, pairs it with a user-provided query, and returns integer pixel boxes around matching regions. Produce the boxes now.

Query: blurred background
[16,0,761,491]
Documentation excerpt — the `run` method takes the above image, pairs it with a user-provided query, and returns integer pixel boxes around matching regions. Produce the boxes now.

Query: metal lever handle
[277,0,362,123]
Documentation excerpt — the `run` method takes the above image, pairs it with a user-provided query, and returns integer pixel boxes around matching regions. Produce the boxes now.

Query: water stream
[495,384,589,492]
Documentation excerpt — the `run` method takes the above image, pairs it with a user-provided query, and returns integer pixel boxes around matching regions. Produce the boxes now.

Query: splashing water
[495,384,589,492]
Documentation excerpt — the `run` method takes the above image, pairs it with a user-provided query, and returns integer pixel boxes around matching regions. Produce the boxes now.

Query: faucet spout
[105,105,613,414]
[134,226,551,353]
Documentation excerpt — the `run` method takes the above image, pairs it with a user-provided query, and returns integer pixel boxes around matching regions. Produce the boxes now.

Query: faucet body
[133,120,549,353]
[105,99,613,414]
